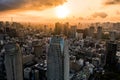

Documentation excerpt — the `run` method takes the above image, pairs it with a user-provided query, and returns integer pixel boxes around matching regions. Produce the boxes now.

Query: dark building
[4,43,23,80]
[89,26,95,38]
[0,54,6,80]
[70,26,77,38]
[54,22,62,35]
[83,28,89,38]
[106,41,117,69]
[63,22,69,37]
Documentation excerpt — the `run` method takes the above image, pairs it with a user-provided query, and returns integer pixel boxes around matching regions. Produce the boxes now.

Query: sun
[55,5,69,18]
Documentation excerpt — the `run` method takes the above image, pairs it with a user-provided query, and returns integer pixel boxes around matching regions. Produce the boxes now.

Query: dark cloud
[104,0,120,5]
[92,12,108,18]
[0,0,66,11]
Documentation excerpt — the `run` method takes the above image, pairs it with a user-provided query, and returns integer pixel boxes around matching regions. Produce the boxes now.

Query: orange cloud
[104,0,120,5]
[0,0,67,11]
[92,12,108,18]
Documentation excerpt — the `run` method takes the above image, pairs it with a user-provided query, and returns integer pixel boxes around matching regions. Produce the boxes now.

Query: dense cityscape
[0,0,120,80]
[0,21,120,80]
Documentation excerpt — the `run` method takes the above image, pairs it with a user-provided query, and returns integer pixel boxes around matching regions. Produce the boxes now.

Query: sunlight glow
[55,5,70,18]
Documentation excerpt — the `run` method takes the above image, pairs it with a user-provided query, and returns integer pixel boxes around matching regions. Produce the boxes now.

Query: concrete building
[4,43,23,80]
[47,36,69,80]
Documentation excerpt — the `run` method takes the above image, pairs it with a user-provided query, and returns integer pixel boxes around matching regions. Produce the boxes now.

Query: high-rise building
[4,43,23,80]
[54,22,62,35]
[63,22,69,37]
[47,36,69,80]
[106,41,117,68]
[97,26,102,40]
[89,26,95,38]
[70,26,77,38]
[64,39,69,80]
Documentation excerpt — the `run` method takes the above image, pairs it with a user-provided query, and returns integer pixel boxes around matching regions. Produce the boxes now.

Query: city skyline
[0,0,120,23]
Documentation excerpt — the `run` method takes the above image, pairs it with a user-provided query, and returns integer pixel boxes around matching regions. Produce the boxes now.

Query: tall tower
[64,40,69,80]
[106,41,117,68]
[4,43,23,80]
[63,22,69,37]
[47,36,69,80]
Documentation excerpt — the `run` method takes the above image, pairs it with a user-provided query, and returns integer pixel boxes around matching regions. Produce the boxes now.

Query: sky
[0,0,120,23]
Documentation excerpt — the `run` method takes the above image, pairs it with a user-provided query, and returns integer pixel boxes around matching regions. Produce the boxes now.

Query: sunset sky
[0,0,120,23]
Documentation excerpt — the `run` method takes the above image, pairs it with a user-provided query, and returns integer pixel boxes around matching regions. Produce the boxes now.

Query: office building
[106,41,117,68]
[63,22,69,37]
[47,36,69,80]
[54,22,62,35]
[70,26,77,38]
[64,40,69,80]
[4,43,23,80]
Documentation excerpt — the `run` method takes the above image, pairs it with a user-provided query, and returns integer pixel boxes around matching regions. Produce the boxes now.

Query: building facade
[47,36,69,80]
[4,43,23,80]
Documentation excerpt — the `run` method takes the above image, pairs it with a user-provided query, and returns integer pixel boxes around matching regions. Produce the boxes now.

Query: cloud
[0,0,67,11]
[92,12,108,18]
[116,11,120,15]
[104,0,120,5]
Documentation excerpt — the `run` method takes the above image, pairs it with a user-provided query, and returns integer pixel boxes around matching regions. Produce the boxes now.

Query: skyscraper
[4,43,23,80]
[70,26,77,38]
[64,39,69,80]
[47,36,69,80]
[106,41,117,68]
[63,22,69,37]
[97,26,102,40]
[54,22,62,35]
